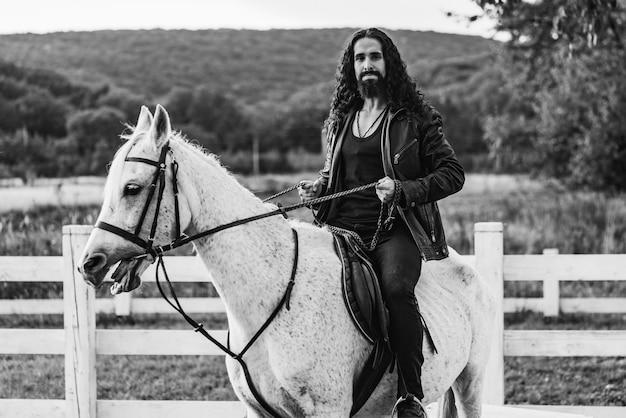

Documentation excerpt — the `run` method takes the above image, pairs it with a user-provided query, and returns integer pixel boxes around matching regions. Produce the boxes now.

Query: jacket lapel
[327,110,355,191]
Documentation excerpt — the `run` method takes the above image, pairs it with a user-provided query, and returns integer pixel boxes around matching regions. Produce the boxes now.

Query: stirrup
[390,393,428,418]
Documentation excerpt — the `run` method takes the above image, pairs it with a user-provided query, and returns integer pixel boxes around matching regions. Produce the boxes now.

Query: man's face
[353,37,386,98]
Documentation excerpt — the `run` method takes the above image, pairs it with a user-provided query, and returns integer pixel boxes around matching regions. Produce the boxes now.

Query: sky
[0,0,499,39]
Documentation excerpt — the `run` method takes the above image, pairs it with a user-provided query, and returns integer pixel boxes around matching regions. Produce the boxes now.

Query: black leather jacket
[315,106,464,261]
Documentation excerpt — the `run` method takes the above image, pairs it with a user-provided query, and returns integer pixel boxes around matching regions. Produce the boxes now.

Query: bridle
[95,140,308,258]
[94,140,297,418]
[95,141,184,257]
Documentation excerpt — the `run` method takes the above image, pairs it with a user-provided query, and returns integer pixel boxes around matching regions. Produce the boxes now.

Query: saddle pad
[333,233,389,343]
[333,233,393,416]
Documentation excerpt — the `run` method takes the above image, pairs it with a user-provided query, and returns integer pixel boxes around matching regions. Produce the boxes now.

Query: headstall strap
[95,142,174,255]
[131,145,166,239]
[171,159,182,240]
[125,157,161,167]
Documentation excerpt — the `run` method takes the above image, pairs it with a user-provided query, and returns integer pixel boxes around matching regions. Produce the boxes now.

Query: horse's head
[78,104,192,294]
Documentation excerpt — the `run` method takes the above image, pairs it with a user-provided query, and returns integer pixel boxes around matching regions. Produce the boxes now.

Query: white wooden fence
[0,223,625,418]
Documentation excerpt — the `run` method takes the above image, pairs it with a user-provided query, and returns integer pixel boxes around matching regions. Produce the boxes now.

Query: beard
[357,71,386,98]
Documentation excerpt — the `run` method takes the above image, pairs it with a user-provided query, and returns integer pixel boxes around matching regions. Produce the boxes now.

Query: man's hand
[298,180,322,202]
[375,176,395,203]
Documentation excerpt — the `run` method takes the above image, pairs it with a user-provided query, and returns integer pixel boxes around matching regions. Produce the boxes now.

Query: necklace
[356,105,388,139]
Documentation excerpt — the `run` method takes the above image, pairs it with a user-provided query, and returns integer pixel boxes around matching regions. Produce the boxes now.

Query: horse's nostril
[82,253,107,274]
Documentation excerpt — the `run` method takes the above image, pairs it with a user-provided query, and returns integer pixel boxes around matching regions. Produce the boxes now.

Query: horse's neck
[171,141,294,332]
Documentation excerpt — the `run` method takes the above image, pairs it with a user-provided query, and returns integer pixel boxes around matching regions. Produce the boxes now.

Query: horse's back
[419,247,494,329]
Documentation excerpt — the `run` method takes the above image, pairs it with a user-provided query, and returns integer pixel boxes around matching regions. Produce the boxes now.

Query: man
[299,28,464,418]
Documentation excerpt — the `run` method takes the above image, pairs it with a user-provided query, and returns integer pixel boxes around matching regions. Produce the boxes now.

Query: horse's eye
[123,184,142,196]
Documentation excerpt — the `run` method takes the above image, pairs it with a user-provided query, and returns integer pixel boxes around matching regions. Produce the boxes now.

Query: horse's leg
[449,361,485,418]
[438,388,459,418]
[449,264,495,418]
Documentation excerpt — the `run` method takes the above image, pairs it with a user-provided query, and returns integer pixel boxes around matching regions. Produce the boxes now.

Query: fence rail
[0,223,625,417]
[4,253,626,318]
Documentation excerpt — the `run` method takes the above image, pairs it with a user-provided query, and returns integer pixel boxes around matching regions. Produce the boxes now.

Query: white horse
[78,105,495,418]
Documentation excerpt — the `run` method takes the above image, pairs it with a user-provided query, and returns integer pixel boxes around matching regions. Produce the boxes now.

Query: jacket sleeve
[400,109,465,206]
[316,125,334,194]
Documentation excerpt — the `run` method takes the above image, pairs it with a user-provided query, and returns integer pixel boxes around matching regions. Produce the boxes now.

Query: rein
[96,139,393,258]
[94,141,396,417]
[155,229,299,418]
[96,141,294,417]
[149,180,383,256]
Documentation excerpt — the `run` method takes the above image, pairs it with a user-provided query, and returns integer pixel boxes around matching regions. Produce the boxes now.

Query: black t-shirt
[328,111,385,242]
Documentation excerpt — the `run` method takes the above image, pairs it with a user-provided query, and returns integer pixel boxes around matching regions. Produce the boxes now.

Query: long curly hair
[325,28,430,133]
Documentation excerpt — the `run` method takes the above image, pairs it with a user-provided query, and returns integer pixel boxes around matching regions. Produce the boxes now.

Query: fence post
[63,225,96,418]
[114,292,132,317]
[474,222,504,406]
[542,248,560,317]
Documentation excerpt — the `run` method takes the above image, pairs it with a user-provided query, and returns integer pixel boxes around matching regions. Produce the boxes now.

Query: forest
[0,28,497,179]
[0,1,624,192]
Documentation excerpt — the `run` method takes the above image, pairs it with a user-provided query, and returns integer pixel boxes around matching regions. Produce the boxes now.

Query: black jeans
[369,221,425,400]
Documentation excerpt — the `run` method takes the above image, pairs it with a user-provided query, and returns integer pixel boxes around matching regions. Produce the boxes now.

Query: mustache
[359,70,383,80]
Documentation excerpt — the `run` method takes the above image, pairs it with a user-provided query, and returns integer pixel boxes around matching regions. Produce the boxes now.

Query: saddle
[333,233,394,417]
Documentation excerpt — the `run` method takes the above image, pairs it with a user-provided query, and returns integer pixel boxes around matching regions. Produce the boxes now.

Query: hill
[0,28,497,105]
[0,28,501,179]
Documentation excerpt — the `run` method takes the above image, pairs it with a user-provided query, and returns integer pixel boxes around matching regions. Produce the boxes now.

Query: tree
[163,87,194,125]
[187,86,251,152]
[535,50,626,190]
[475,0,626,190]
[96,88,147,123]
[15,90,69,138]
[25,67,78,98]
[0,96,21,133]
[176,122,220,152]
[65,106,126,174]
[0,130,56,183]
[275,106,327,153]
[0,76,27,100]
[475,0,623,54]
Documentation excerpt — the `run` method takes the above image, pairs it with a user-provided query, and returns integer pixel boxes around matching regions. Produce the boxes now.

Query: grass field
[3,173,626,256]
[1,173,625,406]
[1,313,625,405]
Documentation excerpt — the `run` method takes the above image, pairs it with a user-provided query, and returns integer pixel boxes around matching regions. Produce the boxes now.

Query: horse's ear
[136,106,153,132]
[149,104,171,147]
